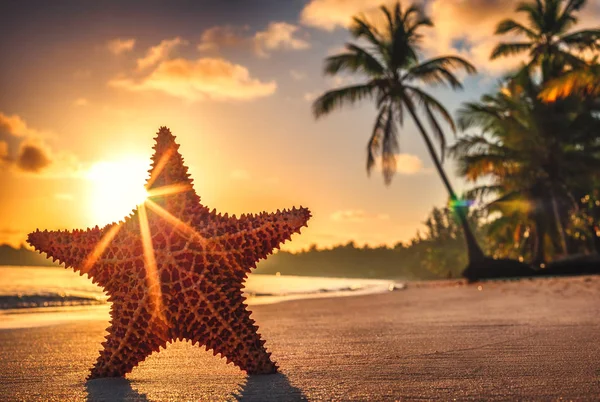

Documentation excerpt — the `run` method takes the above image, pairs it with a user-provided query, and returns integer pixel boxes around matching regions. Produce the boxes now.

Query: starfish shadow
[85,377,149,402]
[232,373,307,402]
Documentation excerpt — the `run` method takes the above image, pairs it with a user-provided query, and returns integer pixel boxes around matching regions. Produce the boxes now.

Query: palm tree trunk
[405,106,485,264]
[532,219,546,266]
[549,190,568,255]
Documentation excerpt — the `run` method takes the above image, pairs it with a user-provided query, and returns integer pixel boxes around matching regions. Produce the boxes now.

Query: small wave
[243,283,388,298]
[0,293,106,310]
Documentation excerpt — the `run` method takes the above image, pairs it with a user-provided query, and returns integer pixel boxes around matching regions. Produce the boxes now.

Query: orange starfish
[27,127,311,379]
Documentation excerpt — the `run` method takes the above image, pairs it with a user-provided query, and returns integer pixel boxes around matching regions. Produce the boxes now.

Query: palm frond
[406,56,476,89]
[380,4,395,39]
[406,86,457,133]
[367,105,389,175]
[540,67,600,101]
[349,16,384,50]
[464,184,505,203]
[495,19,538,39]
[560,29,600,51]
[424,104,446,161]
[556,0,585,33]
[324,44,386,77]
[381,105,399,185]
[312,84,376,119]
[449,135,503,159]
[490,42,532,60]
[456,153,513,181]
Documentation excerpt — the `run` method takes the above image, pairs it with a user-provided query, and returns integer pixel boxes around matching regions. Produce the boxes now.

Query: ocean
[0,266,402,328]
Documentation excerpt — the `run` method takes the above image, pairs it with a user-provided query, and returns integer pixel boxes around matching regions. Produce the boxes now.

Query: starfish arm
[176,289,277,374]
[89,297,170,379]
[145,127,205,215]
[27,224,122,282]
[220,207,311,271]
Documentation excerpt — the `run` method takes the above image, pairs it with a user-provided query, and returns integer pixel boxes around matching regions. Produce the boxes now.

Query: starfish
[27,127,311,379]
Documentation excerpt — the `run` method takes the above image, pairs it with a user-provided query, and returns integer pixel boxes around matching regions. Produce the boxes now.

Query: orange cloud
[15,141,52,172]
[107,38,136,55]
[137,37,188,70]
[111,56,276,101]
[254,22,310,57]
[197,25,249,52]
[0,112,41,138]
[396,153,424,174]
[0,112,80,175]
[0,140,7,160]
[301,0,600,74]
[301,0,389,31]
[371,153,424,175]
[198,22,310,57]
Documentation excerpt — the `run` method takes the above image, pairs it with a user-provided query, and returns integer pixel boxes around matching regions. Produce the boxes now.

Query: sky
[1,0,599,251]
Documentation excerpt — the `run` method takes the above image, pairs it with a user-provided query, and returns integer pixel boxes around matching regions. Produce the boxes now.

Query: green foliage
[445,0,600,265]
[490,0,600,80]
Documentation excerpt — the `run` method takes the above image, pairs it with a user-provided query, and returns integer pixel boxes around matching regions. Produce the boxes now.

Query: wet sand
[1,275,599,401]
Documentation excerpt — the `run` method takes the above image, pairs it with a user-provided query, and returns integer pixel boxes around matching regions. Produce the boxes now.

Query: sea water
[0,266,401,328]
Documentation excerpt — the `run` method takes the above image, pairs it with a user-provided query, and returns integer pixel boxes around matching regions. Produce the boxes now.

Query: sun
[87,158,150,226]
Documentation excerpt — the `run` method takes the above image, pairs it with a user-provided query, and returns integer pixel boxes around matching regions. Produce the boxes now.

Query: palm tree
[451,71,600,263]
[311,2,486,266]
[491,0,600,80]
[540,59,600,101]
[539,59,600,253]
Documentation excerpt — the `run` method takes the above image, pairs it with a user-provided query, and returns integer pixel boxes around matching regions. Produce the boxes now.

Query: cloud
[0,141,7,164]
[0,112,41,138]
[107,38,136,55]
[254,22,310,57]
[73,98,88,107]
[15,141,52,172]
[197,25,249,52]
[301,0,600,74]
[422,0,526,74]
[396,153,424,174]
[301,0,389,31]
[0,112,80,175]
[330,209,391,223]
[110,56,276,102]
[370,153,424,175]
[198,22,310,57]
[290,69,307,80]
[137,37,188,70]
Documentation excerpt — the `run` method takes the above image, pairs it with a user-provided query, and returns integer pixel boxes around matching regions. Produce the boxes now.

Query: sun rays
[138,203,165,321]
[81,224,122,275]
[145,198,207,245]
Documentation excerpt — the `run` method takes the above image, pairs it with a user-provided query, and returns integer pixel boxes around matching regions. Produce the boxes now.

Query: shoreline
[1,275,599,400]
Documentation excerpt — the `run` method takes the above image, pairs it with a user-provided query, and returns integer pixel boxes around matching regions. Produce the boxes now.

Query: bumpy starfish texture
[27,127,311,379]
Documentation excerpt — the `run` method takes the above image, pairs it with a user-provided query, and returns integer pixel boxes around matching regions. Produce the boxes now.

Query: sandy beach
[1,275,599,401]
